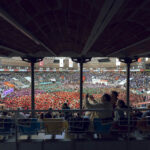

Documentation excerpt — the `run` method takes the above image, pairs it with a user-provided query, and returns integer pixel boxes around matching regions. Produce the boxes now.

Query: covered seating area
[0,0,150,150]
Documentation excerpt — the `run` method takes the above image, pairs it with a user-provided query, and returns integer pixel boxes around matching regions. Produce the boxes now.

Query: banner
[4,82,15,88]
[83,76,86,82]
[39,61,44,66]
[138,58,142,63]
[69,59,73,67]
[59,58,64,67]
[1,88,14,98]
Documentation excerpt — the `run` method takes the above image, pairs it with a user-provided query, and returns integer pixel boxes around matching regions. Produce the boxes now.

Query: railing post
[31,61,35,117]
[15,108,19,150]
[80,61,83,109]
[119,57,138,139]
[22,57,43,117]
[72,57,91,109]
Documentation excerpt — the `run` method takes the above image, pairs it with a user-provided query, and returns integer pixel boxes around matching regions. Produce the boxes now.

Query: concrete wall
[0,140,150,150]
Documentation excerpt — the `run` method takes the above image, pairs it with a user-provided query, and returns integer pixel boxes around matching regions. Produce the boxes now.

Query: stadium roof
[0,0,150,58]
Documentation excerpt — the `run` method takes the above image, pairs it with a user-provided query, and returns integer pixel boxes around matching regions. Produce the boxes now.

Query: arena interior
[0,57,150,110]
[1,0,150,150]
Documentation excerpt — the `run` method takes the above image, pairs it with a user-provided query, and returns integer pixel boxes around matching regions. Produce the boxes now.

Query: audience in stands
[0,71,149,110]
[62,103,71,120]
[0,110,11,119]
[44,108,53,118]
[1,70,150,140]
[142,105,150,118]
[15,107,26,119]
[111,91,119,109]
[114,100,127,121]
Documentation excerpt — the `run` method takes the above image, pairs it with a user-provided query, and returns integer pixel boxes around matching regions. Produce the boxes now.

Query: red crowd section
[1,90,146,110]
[3,92,80,110]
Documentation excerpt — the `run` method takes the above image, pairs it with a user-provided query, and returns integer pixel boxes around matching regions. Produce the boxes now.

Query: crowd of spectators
[0,71,149,111]
[1,90,150,140]
[0,71,149,90]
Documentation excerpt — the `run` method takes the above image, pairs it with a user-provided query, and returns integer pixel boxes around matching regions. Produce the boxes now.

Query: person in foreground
[85,93,113,121]
[85,93,113,139]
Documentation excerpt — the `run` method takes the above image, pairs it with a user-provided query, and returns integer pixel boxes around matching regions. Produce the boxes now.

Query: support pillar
[72,57,91,109]
[119,57,138,137]
[22,57,43,117]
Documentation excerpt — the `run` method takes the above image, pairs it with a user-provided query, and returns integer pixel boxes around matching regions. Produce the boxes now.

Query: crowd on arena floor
[0,71,149,111]
[0,88,145,110]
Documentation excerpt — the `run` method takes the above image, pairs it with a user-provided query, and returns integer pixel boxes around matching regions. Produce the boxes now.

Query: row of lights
[60,58,149,68]
[116,57,149,66]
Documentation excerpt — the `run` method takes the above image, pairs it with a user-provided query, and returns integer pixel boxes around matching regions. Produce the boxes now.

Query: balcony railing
[0,108,150,142]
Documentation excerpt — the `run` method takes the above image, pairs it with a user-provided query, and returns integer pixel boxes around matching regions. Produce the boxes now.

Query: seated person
[45,108,53,118]
[16,107,26,119]
[62,103,72,120]
[142,105,150,118]
[114,100,127,121]
[0,110,12,119]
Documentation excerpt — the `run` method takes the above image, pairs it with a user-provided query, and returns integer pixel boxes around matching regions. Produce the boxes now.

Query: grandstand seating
[43,118,68,139]
[18,118,40,140]
[0,118,13,140]
[68,117,90,139]
[93,118,112,138]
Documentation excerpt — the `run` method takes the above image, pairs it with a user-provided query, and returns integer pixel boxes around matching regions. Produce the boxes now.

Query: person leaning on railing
[85,93,113,122]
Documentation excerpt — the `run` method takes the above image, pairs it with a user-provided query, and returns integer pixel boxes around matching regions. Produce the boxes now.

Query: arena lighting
[146,58,149,61]
[116,58,121,66]
[71,57,92,63]
[53,59,59,63]
[98,58,110,62]
[22,57,43,63]
[119,57,138,63]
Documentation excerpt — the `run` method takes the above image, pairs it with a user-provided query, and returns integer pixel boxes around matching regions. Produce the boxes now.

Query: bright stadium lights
[145,58,149,61]
[116,58,121,66]
[98,58,110,62]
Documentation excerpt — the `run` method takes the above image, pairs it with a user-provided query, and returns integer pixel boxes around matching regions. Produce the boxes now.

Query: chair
[43,118,68,139]
[68,117,90,139]
[137,116,150,133]
[18,118,40,140]
[93,118,112,138]
[111,118,135,139]
[0,118,13,140]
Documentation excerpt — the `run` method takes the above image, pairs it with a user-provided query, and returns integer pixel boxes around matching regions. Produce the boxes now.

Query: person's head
[101,94,111,103]
[111,91,119,99]
[89,95,94,101]
[2,111,8,116]
[111,91,119,106]
[40,113,44,119]
[48,108,52,113]
[62,103,68,109]
[117,100,126,108]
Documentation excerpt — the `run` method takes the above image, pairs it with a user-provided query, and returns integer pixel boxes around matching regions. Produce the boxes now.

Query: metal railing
[0,108,150,142]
